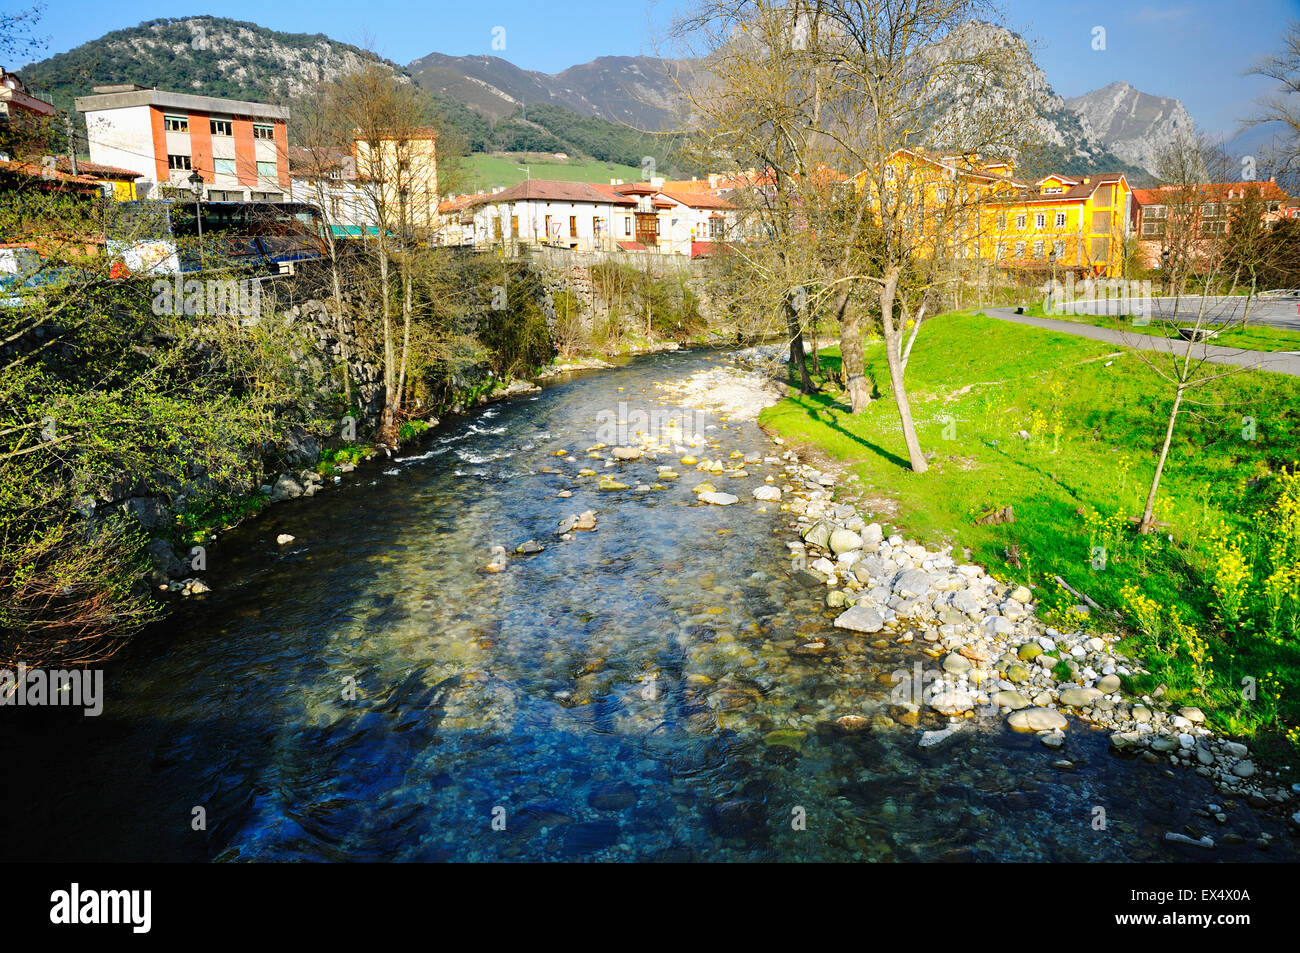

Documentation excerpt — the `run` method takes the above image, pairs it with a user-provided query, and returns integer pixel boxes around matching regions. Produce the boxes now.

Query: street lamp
[187,170,204,268]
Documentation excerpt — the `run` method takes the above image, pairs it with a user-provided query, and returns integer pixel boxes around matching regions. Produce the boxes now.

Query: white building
[288,146,377,238]
[74,84,290,201]
[445,178,736,256]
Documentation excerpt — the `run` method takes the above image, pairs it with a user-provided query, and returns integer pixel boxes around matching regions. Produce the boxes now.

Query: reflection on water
[1,350,1294,862]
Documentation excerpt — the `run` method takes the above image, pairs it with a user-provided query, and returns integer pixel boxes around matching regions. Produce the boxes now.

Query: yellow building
[987,172,1133,278]
[857,151,1134,278]
[53,159,141,200]
[352,127,439,232]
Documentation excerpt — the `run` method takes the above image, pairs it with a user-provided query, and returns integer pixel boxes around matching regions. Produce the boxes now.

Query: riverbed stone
[1008,708,1068,732]
[829,529,864,555]
[1096,674,1122,694]
[834,604,884,633]
[699,491,739,506]
[995,690,1030,710]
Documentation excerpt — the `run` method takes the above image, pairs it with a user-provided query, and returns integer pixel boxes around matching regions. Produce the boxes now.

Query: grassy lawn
[461,152,645,191]
[760,310,1300,758]
[1019,303,1300,352]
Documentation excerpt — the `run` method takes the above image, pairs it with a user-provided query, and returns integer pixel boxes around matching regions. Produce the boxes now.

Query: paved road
[1064,294,1300,331]
[983,307,1300,378]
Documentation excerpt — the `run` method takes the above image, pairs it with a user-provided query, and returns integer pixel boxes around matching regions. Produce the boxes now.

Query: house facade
[0,68,56,158]
[855,151,1134,278]
[288,146,377,238]
[1130,180,1291,270]
[75,85,290,202]
[446,178,736,256]
[352,129,438,232]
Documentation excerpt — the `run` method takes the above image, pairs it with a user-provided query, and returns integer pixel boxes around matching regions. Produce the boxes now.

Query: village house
[288,146,377,238]
[445,177,736,256]
[0,68,57,158]
[352,127,438,233]
[854,151,1135,278]
[75,84,290,202]
[1130,179,1292,270]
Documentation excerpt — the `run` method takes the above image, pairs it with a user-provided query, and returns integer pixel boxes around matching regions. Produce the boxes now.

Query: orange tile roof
[1132,181,1290,205]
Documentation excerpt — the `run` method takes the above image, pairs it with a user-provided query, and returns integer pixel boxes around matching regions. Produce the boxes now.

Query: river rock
[995,690,1030,710]
[1096,674,1122,694]
[930,691,975,716]
[942,653,972,675]
[919,725,966,749]
[699,491,739,506]
[829,529,864,554]
[1008,708,1068,732]
[612,447,643,461]
[802,521,833,548]
[270,474,303,502]
[276,534,296,546]
[1059,687,1102,707]
[834,604,884,633]
[753,486,781,501]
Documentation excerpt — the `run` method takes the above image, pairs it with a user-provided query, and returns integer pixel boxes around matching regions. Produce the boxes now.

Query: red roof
[662,190,736,210]
[468,179,637,207]
[1132,181,1290,205]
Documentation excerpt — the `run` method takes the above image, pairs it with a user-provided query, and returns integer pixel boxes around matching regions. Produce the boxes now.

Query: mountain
[19,15,1178,183]
[1064,82,1196,177]
[18,16,684,171]
[907,21,1151,182]
[406,52,688,130]
[21,16,403,118]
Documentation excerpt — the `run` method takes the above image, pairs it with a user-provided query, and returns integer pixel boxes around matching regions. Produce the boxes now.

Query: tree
[1123,137,1266,533]
[808,1,1033,472]
[1246,19,1300,185]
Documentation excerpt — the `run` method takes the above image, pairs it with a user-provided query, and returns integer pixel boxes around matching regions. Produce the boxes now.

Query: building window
[210,119,233,136]
[250,191,281,202]
[1202,220,1227,235]
[1014,241,1026,258]
[209,189,241,202]
[1144,205,1167,220]
[253,124,275,141]
[1015,213,1026,230]
[256,160,277,179]
[1042,187,1062,195]
[624,216,632,237]
[996,211,1007,230]
[936,187,948,203]
[164,115,189,132]
[569,215,578,238]
[994,242,1006,260]
[1053,240,1065,259]
[710,217,725,241]
[1142,222,1164,236]
[1035,212,1046,229]
[1033,240,1044,258]
[213,158,236,176]
[167,154,192,171]
[1055,212,1067,228]
[511,215,519,238]
[329,197,344,218]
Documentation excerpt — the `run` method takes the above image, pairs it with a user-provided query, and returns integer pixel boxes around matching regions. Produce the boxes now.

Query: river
[2,347,1294,861]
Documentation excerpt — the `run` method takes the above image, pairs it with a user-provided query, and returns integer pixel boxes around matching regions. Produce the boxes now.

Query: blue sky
[12,0,1300,136]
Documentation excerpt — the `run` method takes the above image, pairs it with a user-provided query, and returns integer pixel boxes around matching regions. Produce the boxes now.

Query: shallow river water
[2,348,1295,862]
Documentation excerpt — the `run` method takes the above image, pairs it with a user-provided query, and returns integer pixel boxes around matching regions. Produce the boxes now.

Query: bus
[108,201,328,277]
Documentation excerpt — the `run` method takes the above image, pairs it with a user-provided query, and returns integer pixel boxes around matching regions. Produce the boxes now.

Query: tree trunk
[1139,384,1185,533]
[324,230,351,406]
[397,260,413,415]
[835,289,871,412]
[377,240,394,431]
[786,296,815,393]
[880,268,927,473]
